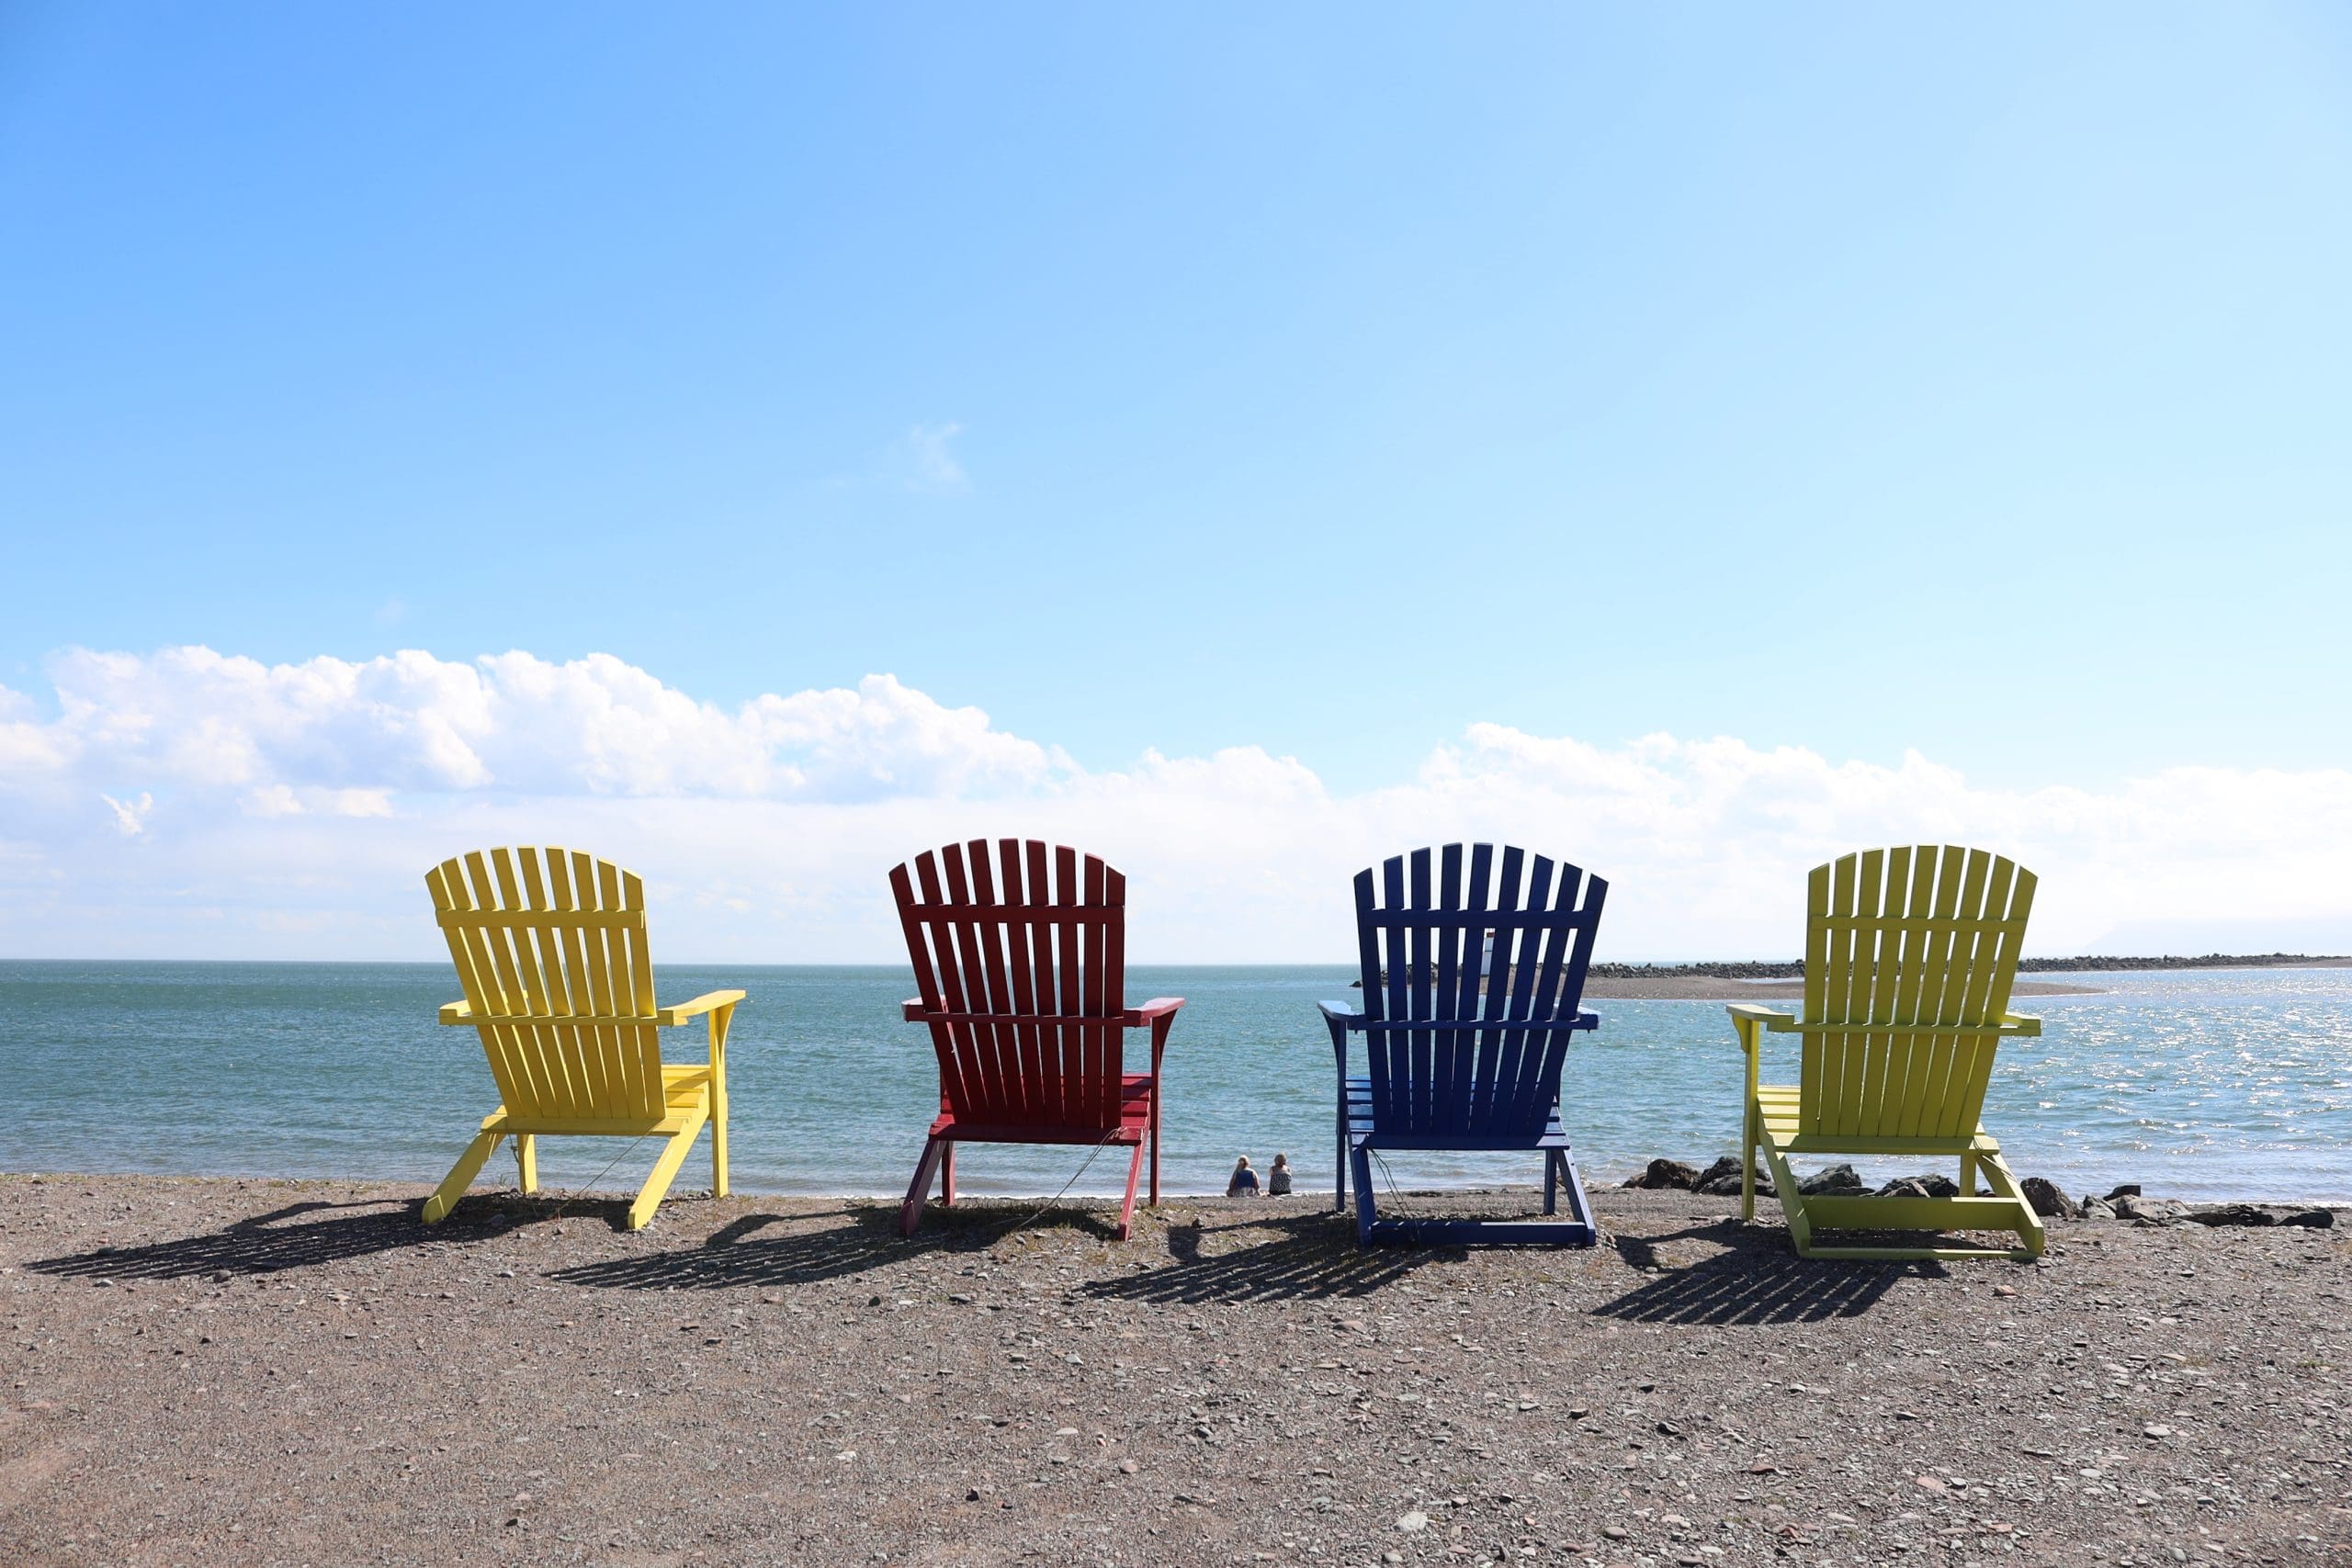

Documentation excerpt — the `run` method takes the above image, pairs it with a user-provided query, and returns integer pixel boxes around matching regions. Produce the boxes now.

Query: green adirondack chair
[1729,845,2046,1260]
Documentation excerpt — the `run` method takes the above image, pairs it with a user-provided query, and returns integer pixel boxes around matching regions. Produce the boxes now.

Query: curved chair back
[425,846,667,1123]
[1352,843,1607,1141]
[890,839,1129,1131]
[1795,844,2037,1143]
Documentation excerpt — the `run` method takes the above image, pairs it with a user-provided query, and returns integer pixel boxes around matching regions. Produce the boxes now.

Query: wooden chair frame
[423,847,743,1231]
[1322,843,1607,1247]
[1730,845,2046,1261]
[891,839,1182,1241]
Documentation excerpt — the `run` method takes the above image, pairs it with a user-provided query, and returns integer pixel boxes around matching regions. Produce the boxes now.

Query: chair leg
[1762,1141,1815,1256]
[1117,1143,1146,1242]
[1350,1145,1378,1247]
[1555,1148,1597,1235]
[709,1075,729,1201]
[941,1143,956,1207]
[514,1134,537,1194]
[1148,1105,1161,1209]
[423,1131,505,1224]
[627,1116,706,1231]
[1976,1151,2047,1258]
[1335,1101,1349,1213]
[1741,1099,1758,1223]
[900,1138,947,1238]
[1543,1150,1558,1216]
[1959,1151,1980,1198]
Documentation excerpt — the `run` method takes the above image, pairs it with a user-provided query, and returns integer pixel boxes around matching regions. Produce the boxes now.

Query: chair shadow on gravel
[1079,1210,1442,1304]
[545,1201,1124,1292]
[1596,1221,1945,1324]
[27,1195,537,1282]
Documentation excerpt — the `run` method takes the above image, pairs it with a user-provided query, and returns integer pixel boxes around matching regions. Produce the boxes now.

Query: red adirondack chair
[890,840,1184,1240]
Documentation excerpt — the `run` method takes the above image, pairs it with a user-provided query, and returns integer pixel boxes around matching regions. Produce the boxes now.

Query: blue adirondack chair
[1320,844,1608,1247]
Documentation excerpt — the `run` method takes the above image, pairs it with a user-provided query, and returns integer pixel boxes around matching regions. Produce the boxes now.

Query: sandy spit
[1579,976,2100,1001]
[2,1174,2346,1566]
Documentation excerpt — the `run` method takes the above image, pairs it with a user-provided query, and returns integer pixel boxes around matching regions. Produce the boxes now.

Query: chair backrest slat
[425,845,666,1122]
[1351,842,1608,1140]
[892,840,1130,1131]
[1797,844,2037,1142]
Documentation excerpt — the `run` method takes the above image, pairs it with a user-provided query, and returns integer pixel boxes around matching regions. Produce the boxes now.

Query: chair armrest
[1725,1004,1797,1032]
[1121,998,1185,1025]
[903,997,933,1022]
[2001,1011,2042,1037]
[655,989,746,1026]
[437,1000,473,1025]
[1319,1001,1367,1028]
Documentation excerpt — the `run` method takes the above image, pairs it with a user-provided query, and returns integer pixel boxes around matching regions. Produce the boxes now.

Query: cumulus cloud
[9,647,1061,806]
[1,646,2348,962]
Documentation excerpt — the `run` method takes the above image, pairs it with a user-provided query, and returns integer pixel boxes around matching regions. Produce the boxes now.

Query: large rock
[1623,1158,1701,1190]
[2078,1195,2117,1220]
[2021,1177,2078,1218]
[2280,1208,2336,1229]
[2104,1182,2142,1202]
[1797,1163,1866,1196]
[1878,1172,1962,1200]
[2188,1203,2278,1227]
[1693,1156,1773,1199]
[2116,1194,2191,1225]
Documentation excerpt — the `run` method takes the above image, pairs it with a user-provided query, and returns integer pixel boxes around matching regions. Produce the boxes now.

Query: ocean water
[3,962,2348,1204]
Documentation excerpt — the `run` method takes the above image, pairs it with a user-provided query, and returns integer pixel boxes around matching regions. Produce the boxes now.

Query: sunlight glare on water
[3,963,2346,1204]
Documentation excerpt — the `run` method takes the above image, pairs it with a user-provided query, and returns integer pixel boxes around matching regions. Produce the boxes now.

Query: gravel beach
[3,1174,2346,1567]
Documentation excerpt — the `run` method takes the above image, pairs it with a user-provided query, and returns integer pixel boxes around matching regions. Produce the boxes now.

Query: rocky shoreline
[1620,1156,2344,1229]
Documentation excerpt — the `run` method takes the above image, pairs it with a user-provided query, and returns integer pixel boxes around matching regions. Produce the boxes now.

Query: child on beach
[1266,1153,1293,1196]
[1227,1156,1261,1197]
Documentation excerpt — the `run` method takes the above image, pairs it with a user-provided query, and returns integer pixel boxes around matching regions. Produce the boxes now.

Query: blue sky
[3,6,2350,960]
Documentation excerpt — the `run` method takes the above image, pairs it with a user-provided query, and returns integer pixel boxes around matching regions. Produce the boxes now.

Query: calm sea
[4,962,2347,1204]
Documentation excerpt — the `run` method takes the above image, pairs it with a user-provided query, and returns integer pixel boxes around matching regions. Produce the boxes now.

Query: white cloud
[100,790,153,837]
[2,646,2349,962]
[903,421,968,494]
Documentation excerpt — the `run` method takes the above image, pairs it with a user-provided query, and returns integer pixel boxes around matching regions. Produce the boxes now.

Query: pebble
[1396,1511,1430,1533]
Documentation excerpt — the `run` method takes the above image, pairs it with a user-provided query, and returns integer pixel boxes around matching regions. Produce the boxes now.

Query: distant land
[1581,953,2347,1000]
[1587,953,2352,981]
[1363,953,2352,1002]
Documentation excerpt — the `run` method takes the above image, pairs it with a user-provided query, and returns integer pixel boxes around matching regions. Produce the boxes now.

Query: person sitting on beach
[1227,1156,1261,1197]
[1266,1152,1293,1196]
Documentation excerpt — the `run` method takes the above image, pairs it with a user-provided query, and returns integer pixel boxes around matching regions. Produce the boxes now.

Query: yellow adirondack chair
[422,847,743,1230]
[1729,845,2045,1260]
